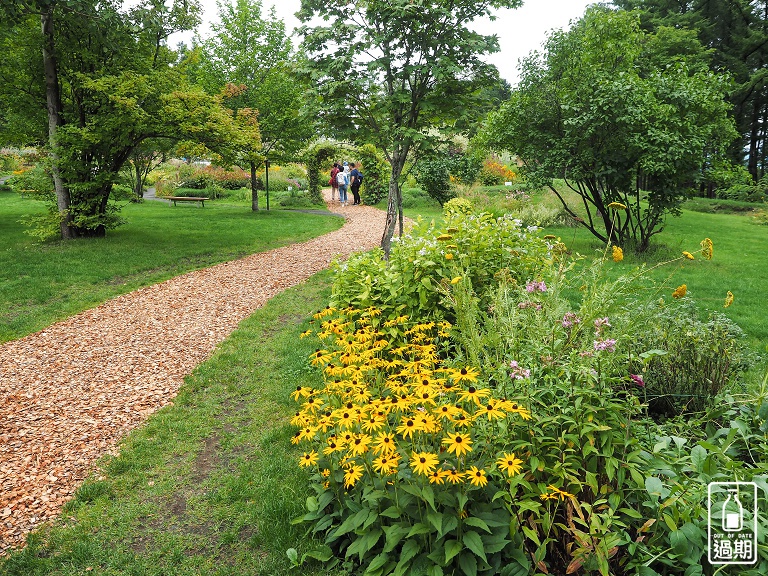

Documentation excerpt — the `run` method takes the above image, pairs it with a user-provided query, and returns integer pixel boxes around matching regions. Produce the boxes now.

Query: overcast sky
[176,0,598,84]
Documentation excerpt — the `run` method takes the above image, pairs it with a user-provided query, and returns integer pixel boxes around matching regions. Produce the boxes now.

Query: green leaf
[458,551,478,576]
[286,548,298,565]
[670,530,688,555]
[645,476,664,497]
[302,545,333,563]
[407,522,433,537]
[690,445,707,473]
[380,506,401,519]
[463,516,492,534]
[445,539,463,563]
[462,530,488,563]
[366,552,390,573]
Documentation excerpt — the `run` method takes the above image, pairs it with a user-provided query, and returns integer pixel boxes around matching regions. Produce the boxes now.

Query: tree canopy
[481,6,737,251]
[297,0,522,254]
[0,0,259,238]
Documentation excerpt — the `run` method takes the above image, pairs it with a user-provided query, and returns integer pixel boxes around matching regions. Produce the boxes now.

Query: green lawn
[0,190,343,343]
[544,204,768,353]
[0,272,338,576]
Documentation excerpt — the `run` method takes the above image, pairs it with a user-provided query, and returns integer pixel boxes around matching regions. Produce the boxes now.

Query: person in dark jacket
[349,163,362,205]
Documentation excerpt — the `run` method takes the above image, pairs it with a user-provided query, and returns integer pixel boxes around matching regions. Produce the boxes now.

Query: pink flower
[630,374,645,388]
[594,317,611,333]
[509,360,531,380]
[562,312,581,328]
[593,338,616,352]
[525,280,547,293]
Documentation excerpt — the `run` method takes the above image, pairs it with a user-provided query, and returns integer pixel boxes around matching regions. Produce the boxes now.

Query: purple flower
[630,374,645,388]
[509,360,531,380]
[594,317,611,332]
[562,312,581,328]
[525,280,547,293]
[593,338,617,352]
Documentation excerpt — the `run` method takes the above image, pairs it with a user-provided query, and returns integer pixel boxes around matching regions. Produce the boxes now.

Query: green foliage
[329,212,551,325]
[293,214,765,575]
[305,142,340,203]
[481,7,737,252]
[415,155,456,206]
[443,198,474,217]
[355,144,390,205]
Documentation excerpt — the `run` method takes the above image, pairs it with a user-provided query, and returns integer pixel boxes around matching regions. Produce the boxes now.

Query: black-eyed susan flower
[396,416,420,439]
[496,453,524,477]
[445,468,464,484]
[300,329,313,339]
[435,404,458,421]
[362,414,385,433]
[343,464,364,488]
[443,432,473,457]
[724,291,734,308]
[453,410,472,428]
[348,433,371,456]
[672,284,687,299]
[372,432,397,455]
[476,399,507,421]
[540,484,575,501]
[457,385,491,406]
[466,466,488,487]
[410,451,439,476]
[372,454,399,475]
[428,469,447,485]
[299,451,318,468]
[322,439,343,456]
[291,386,313,401]
[449,366,480,383]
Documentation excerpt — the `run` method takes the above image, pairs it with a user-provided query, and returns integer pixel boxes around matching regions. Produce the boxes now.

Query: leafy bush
[477,157,517,186]
[291,216,766,575]
[356,143,390,205]
[443,197,473,216]
[414,155,455,206]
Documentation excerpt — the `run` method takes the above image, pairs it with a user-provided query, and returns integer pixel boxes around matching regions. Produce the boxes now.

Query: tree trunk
[42,8,75,239]
[250,160,259,211]
[134,163,143,200]
[381,148,407,257]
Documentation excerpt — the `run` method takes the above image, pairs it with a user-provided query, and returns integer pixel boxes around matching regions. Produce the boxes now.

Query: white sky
[173,0,599,84]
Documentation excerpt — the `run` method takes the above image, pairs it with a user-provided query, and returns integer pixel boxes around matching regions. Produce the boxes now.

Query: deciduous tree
[297,0,522,255]
[481,7,736,251]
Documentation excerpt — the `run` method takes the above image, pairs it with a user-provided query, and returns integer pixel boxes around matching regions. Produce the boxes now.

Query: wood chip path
[0,194,397,555]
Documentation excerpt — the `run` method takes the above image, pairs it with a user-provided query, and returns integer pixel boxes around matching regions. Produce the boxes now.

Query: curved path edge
[0,193,393,554]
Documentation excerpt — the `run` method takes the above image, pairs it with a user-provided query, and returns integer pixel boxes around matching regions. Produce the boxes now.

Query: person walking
[329,162,340,202]
[349,163,362,205]
[337,162,349,206]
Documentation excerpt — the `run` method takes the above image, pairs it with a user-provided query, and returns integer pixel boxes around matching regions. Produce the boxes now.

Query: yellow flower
[428,469,447,485]
[700,238,713,260]
[540,484,575,501]
[299,451,318,468]
[724,290,734,308]
[372,432,398,455]
[347,433,371,456]
[672,284,687,299]
[449,366,480,383]
[612,245,623,263]
[457,385,491,406]
[496,453,524,477]
[410,451,439,476]
[291,386,312,401]
[437,234,453,241]
[372,454,399,475]
[682,251,694,260]
[442,432,474,457]
[451,276,462,285]
[300,329,312,338]
[396,416,420,439]
[607,202,627,210]
[445,469,464,484]
[466,466,488,487]
[475,399,507,421]
[445,253,454,260]
[344,464,364,488]
[322,438,343,455]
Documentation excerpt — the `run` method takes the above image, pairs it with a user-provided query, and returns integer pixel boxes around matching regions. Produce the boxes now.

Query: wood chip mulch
[0,194,400,555]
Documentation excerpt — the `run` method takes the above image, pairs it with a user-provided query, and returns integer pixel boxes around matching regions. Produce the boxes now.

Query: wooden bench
[168,196,209,207]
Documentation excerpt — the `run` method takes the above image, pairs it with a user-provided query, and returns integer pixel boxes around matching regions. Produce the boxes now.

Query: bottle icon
[721,488,744,532]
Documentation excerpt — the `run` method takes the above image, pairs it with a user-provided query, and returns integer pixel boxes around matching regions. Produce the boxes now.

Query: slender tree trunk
[42,8,75,239]
[381,148,407,257]
[250,160,259,211]
[134,163,143,200]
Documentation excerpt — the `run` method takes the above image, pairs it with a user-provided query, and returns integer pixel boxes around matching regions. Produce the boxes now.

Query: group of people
[330,161,363,207]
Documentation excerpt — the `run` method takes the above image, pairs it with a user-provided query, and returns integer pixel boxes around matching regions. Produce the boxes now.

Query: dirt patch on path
[0,193,401,554]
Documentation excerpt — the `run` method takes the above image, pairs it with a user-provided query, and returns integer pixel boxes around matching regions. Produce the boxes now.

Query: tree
[194,0,316,211]
[297,0,522,255]
[481,7,737,251]
[0,0,258,239]
[614,0,768,182]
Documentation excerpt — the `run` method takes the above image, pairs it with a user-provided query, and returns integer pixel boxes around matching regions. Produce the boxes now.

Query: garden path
[0,193,398,554]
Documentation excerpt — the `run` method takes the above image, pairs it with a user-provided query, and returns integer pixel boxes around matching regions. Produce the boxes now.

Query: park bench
[168,196,209,207]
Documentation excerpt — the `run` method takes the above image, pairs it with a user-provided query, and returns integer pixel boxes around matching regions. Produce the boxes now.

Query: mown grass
[0,271,339,576]
[0,191,343,343]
